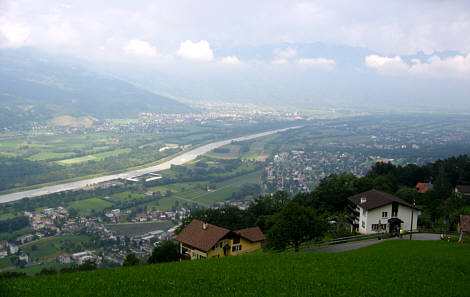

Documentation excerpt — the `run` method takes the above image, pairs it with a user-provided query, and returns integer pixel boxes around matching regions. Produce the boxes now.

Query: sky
[1,0,470,109]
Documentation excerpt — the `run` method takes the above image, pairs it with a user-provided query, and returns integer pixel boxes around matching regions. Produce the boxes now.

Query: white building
[348,190,421,234]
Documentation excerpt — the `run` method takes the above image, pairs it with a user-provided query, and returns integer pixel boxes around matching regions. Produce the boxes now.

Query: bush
[147,241,179,264]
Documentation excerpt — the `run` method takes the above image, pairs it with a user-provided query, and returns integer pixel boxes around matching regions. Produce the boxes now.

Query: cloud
[221,56,241,65]
[0,17,30,48]
[366,54,470,79]
[274,48,297,59]
[177,40,214,61]
[365,55,409,75]
[123,39,158,58]
[272,58,288,65]
[297,58,336,70]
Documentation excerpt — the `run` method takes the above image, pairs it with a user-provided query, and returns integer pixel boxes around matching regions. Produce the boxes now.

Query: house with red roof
[175,220,265,260]
[416,182,434,194]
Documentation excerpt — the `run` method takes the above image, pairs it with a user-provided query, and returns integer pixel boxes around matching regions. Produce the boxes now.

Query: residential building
[455,185,470,196]
[348,190,421,234]
[176,220,265,260]
[58,253,72,264]
[415,182,433,194]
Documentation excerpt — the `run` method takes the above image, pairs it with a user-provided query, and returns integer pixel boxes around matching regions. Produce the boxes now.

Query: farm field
[12,262,74,276]
[2,240,469,296]
[57,148,132,165]
[142,170,262,210]
[21,235,93,261]
[106,221,173,236]
[67,198,113,216]
[193,170,262,205]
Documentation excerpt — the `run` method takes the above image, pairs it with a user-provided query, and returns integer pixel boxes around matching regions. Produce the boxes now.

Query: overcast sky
[1,0,470,109]
[2,1,469,55]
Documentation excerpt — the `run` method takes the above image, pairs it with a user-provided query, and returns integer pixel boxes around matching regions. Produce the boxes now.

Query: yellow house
[175,219,265,260]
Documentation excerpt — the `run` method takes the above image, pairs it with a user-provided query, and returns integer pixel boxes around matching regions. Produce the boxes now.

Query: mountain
[95,42,470,113]
[0,48,191,127]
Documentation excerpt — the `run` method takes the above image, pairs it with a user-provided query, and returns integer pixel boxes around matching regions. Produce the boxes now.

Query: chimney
[202,222,208,230]
[360,197,367,204]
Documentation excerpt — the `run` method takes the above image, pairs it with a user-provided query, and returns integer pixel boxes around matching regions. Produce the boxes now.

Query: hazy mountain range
[1,42,469,128]
[0,49,191,127]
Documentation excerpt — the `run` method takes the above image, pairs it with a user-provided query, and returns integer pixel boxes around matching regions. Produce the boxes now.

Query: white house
[348,190,421,234]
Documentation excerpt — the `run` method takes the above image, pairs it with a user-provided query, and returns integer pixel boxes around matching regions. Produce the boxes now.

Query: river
[0,126,301,204]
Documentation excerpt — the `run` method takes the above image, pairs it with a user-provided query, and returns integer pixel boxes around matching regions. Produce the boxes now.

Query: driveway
[304,233,441,253]
[304,239,383,253]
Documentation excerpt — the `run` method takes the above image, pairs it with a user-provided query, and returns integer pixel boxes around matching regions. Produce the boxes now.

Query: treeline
[0,216,29,233]
[178,155,470,251]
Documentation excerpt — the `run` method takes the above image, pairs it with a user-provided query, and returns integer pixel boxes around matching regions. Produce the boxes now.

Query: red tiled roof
[175,220,230,252]
[235,227,265,242]
[348,189,418,211]
[416,182,434,194]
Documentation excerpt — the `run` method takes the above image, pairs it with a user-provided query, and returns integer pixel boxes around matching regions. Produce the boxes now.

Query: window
[233,236,240,244]
[361,221,365,228]
[362,208,366,216]
[232,245,242,252]
[382,212,388,218]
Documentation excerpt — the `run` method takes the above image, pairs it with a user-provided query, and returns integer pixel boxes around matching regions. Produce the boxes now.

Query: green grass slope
[1,240,469,297]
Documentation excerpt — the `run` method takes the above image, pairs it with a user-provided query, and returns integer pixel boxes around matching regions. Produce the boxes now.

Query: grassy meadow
[1,240,469,296]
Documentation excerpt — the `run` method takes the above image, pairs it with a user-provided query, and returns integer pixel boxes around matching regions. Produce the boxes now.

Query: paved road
[305,233,441,253]
[305,239,383,253]
[0,126,301,204]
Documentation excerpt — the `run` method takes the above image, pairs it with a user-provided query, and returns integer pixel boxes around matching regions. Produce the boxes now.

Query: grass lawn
[67,198,113,216]
[2,240,469,297]
[22,235,92,261]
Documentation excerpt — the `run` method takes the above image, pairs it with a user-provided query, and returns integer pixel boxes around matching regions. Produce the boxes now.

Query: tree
[265,201,327,252]
[147,241,179,264]
[122,253,140,267]
[395,186,417,204]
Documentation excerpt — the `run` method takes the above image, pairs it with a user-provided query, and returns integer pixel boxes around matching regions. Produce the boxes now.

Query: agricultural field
[67,198,114,216]
[2,240,469,296]
[193,170,262,205]
[106,221,173,236]
[57,148,132,165]
[21,235,93,261]
[12,262,74,276]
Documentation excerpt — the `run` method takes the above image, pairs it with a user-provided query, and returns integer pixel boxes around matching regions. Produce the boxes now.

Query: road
[0,126,301,204]
[305,233,441,253]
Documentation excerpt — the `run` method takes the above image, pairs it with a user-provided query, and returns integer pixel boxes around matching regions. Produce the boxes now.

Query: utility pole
[410,199,415,240]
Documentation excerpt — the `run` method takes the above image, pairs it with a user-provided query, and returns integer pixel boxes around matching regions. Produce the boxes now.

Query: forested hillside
[0,49,191,128]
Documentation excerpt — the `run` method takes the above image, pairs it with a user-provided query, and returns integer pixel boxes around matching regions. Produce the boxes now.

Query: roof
[175,220,230,252]
[235,227,265,242]
[456,185,470,194]
[348,189,417,211]
[416,182,434,194]
[461,215,470,233]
